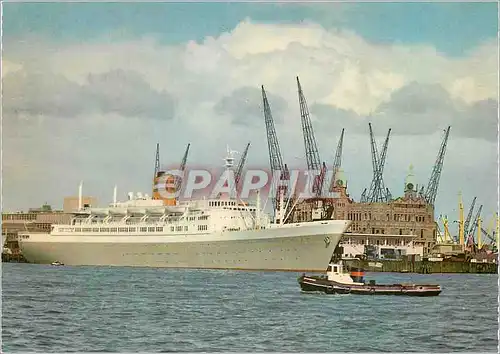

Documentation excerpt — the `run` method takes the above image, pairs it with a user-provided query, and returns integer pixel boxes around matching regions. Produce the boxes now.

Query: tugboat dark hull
[298,275,441,297]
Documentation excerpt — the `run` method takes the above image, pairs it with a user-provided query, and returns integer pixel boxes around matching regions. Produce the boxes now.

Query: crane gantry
[360,124,391,203]
[330,128,345,191]
[296,76,326,197]
[258,78,455,239]
[468,204,483,244]
[151,142,190,204]
[234,142,251,191]
[424,126,451,206]
[463,196,477,238]
[174,143,191,196]
[262,85,290,217]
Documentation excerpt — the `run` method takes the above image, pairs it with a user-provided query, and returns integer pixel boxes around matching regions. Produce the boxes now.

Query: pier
[344,258,497,274]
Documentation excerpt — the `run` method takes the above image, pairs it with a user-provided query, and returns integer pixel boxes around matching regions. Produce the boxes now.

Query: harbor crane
[368,124,391,203]
[154,143,160,180]
[484,213,499,246]
[435,221,446,243]
[296,76,326,197]
[174,143,191,196]
[360,188,367,202]
[457,191,465,245]
[151,142,190,202]
[262,85,289,214]
[152,143,161,196]
[424,126,451,206]
[234,142,251,190]
[361,124,391,203]
[330,128,345,191]
[480,227,497,246]
[468,204,482,243]
[440,215,453,243]
[463,196,477,237]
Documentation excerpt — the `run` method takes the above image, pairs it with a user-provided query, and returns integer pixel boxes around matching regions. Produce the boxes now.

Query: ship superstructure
[55,193,268,238]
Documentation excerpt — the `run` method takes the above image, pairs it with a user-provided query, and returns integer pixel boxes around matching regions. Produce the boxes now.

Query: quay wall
[344,259,498,274]
[3,253,497,274]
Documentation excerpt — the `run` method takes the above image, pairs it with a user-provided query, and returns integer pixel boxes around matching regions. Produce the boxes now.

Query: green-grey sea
[2,263,498,352]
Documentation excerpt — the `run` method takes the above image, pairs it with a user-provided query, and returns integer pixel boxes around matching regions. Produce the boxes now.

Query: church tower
[404,164,418,198]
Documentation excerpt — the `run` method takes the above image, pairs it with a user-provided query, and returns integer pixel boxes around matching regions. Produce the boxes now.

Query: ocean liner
[18,151,350,271]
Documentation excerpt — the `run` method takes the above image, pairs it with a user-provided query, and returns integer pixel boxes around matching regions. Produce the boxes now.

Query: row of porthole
[195,249,294,256]
[120,258,297,263]
[123,253,180,256]
[122,249,298,257]
[217,258,290,263]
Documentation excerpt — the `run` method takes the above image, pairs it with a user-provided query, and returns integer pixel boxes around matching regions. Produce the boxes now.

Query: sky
[2,2,499,232]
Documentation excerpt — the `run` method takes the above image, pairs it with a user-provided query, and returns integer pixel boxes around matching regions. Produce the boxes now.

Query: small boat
[298,261,441,296]
[50,261,64,266]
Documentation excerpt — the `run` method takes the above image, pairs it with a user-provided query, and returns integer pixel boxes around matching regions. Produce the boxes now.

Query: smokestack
[113,185,117,206]
[78,181,83,210]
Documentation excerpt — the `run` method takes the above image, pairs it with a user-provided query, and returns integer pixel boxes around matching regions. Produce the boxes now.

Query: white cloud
[447,40,498,104]
[1,59,23,77]
[2,20,498,221]
[215,86,288,126]
[5,20,496,113]
[319,63,407,115]
[3,69,176,120]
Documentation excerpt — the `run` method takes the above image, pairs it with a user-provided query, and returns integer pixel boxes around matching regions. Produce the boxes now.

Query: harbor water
[2,263,498,352]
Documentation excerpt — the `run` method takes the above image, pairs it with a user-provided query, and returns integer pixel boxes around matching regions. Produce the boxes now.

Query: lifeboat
[108,208,128,216]
[89,208,110,216]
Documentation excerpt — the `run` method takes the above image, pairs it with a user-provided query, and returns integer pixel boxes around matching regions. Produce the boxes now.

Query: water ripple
[2,263,498,352]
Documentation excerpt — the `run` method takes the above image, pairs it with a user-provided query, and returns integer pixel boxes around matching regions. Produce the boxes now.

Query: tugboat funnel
[350,266,365,283]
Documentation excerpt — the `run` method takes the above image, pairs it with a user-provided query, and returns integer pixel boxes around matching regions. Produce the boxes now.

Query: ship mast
[219,145,238,199]
[274,188,285,225]
[224,145,237,169]
[256,189,261,229]
[78,181,83,211]
[113,185,117,207]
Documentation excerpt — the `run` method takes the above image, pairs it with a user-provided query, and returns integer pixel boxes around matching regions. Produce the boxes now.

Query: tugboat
[298,261,441,296]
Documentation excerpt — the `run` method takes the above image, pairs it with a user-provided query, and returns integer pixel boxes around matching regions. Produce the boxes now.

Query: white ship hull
[18,220,350,272]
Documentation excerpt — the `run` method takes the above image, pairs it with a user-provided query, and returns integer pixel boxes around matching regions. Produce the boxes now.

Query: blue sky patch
[3,2,498,56]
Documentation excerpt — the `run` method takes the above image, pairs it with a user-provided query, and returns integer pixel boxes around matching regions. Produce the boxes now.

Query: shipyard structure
[259,77,496,260]
[287,167,436,256]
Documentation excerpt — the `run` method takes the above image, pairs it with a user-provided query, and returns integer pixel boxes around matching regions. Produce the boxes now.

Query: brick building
[288,167,437,256]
